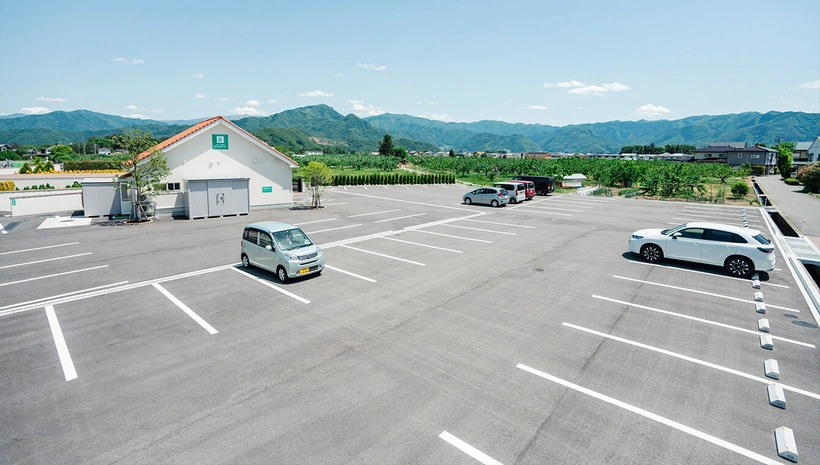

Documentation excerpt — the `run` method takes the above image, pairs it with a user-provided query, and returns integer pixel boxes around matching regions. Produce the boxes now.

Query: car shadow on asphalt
[621,252,771,281]
[233,264,322,285]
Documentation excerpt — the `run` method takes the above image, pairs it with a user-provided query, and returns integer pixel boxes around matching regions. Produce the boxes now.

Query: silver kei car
[628,221,775,278]
[463,187,510,207]
[241,221,324,282]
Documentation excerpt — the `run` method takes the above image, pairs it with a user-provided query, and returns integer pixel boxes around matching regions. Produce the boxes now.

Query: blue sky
[1,0,818,126]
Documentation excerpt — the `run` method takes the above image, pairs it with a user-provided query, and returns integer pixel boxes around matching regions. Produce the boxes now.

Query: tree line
[620,143,697,154]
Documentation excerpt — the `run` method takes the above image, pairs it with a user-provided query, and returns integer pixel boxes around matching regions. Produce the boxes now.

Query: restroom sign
[212,134,229,150]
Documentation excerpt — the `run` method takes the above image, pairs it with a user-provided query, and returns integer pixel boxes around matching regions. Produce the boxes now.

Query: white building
[124,116,298,218]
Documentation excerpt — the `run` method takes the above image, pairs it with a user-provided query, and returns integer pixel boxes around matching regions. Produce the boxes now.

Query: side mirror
[671,232,681,239]
[265,244,273,251]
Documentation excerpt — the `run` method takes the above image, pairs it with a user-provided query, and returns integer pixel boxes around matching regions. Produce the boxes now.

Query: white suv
[628,222,775,278]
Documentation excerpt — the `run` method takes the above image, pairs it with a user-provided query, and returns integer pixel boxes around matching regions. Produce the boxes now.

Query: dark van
[512,176,555,195]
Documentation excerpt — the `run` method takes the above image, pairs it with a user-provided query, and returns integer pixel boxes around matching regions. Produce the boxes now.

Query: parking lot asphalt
[1,184,818,464]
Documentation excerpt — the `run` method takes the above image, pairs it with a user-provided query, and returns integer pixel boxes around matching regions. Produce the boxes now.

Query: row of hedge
[331,172,455,186]
[0,180,14,191]
[63,160,122,171]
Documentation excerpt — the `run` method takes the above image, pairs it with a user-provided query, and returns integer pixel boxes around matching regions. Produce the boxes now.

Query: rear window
[499,188,508,195]
[753,234,771,245]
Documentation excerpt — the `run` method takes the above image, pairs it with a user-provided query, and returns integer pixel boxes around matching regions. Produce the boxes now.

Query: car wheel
[491,200,499,207]
[641,244,663,262]
[464,197,472,205]
[510,197,517,204]
[241,254,251,268]
[277,266,288,283]
[725,256,753,278]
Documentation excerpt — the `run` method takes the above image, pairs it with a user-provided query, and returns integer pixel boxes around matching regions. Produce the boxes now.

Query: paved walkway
[754,175,820,245]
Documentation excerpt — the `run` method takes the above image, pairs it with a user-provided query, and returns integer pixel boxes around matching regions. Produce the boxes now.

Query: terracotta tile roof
[137,116,298,166]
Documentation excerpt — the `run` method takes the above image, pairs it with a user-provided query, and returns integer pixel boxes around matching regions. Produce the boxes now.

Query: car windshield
[753,234,771,245]
[661,223,687,235]
[273,228,313,251]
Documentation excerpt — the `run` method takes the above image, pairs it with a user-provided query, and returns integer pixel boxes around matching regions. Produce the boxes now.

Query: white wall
[156,121,295,213]
[7,191,83,216]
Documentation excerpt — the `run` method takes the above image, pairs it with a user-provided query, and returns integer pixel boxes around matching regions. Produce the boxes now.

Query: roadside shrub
[591,187,613,197]
[18,162,31,174]
[619,187,641,198]
[63,160,122,171]
[750,166,766,175]
[0,180,14,191]
[798,162,820,193]
[730,181,749,197]
[784,177,800,186]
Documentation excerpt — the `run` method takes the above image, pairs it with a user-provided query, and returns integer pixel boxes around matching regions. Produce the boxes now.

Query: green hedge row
[63,160,122,171]
[333,172,454,186]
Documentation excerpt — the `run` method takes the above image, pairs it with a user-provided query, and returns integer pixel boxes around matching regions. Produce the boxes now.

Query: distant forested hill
[365,111,820,153]
[1,107,816,154]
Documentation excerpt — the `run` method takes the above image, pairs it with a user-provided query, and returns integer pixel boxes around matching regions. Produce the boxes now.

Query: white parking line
[538,201,594,208]
[0,223,5,234]
[673,216,761,225]
[517,363,783,465]
[0,242,80,256]
[553,196,609,203]
[680,209,750,217]
[0,281,129,316]
[439,431,502,465]
[512,208,572,216]
[380,236,463,253]
[383,186,389,189]
[438,224,516,235]
[0,265,109,288]
[230,267,310,304]
[323,265,377,282]
[348,209,401,218]
[516,205,581,213]
[293,218,337,226]
[0,252,92,270]
[374,213,428,223]
[323,202,349,205]
[152,283,218,334]
[45,305,77,381]
[306,224,363,234]
[340,245,425,266]
[412,230,493,243]
[613,275,801,313]
[626,260,789,288]
[461,219,536,229]
[592,295,815,348]
[561,322,820,400]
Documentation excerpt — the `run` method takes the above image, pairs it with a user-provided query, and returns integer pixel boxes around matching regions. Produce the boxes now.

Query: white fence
[1,190,83,216]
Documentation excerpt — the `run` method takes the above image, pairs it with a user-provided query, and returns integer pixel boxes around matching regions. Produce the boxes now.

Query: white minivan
[493,182,526,204]
[241,221,324,282]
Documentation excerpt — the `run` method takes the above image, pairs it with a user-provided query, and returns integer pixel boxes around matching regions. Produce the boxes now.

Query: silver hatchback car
[463,187,510,207]
[241,221,325,282]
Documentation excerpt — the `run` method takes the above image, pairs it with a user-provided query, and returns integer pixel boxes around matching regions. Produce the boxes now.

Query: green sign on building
[212,134,229,150]
[262,186,273,193]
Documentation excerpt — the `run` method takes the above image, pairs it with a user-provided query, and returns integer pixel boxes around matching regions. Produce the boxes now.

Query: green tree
[302,161,333,208]
[798,162,820,193]
[49,145,74,162]
[730,181,749,197]
[390,146,408,158]
[449,149,455,157]
[378,134,394,156]
[115,129,169,222]
[777,146,793,178]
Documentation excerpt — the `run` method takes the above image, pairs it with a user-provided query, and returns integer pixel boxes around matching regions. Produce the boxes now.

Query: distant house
[524,152,552,159]
[0,144,12,152]
[97,147,112,155]
[304,150,323,155]
[562,173,587,188]
[725,145,778,169]
[794,137,820,176]
[693,145,734,163]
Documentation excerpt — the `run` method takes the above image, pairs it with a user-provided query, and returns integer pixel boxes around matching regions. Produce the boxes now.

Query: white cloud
[526,105,549,110]
[357,63,387,71]
[636,104,671,118]
[297,90,334,98]
[20,107,50,114]
[114,58,144,64]
[603,82,630,91]
[36,96,67,102]
[231,106,265,116]
[245,99,261,107]
[568,85,608,96]
[335,73,344,77]
[214,97,229,101]
[543,80,585,88]
[347,99,386,116]
[124,104,145,111]
[422,112,454,122]
[193,93,207,99]
[123,113,148,119]
[151,109,164,113]
[267,99,277,104]
[798,79,819,89]
[192,73,204,78]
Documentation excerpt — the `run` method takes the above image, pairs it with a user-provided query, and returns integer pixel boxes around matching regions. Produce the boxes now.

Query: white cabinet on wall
[186,178,249,219]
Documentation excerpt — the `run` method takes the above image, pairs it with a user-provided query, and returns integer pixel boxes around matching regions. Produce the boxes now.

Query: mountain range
[1,106,817,153]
